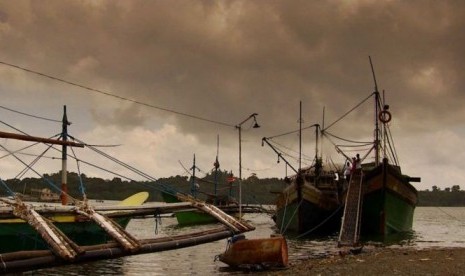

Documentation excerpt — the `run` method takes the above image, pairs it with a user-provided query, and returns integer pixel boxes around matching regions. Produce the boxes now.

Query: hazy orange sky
[0,1,464,190]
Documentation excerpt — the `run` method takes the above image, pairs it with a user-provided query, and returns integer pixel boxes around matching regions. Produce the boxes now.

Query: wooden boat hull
[0,216,132,253]
[361,162,418,235]
[274,178,342,235]
[219,234,288,268]
[276,162,417,237]
[161,191,238,226]
[0,192,149,253]
[172,210,218,225]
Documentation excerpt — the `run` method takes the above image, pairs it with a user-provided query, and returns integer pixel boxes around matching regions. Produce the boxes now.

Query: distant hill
[417,185,465,206]
[2,172,463,206]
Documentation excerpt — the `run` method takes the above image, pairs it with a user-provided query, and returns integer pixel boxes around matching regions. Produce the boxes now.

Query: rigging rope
[323,130,373,144]
[282,198,304,234]
[0,60,234,128]
[0,178,15,196]
[0,143,78,202]
[0,105,62,123]
[70,146,86,200]
[323,92,374,131]
[296,204,344,238]
[265,124,319,140]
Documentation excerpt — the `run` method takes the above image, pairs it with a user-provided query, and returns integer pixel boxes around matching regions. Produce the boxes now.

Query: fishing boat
[161,153,240,226]
[262,105,345,236]
[336,58,420,246]
[161,192,239,226]
[265,58,420,242]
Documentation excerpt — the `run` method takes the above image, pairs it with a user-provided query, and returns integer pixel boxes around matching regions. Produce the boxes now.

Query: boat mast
[314,124,319,163]
[299,101,302,172]
[321,106,325,161]
[297,101,303,233]
[191,154,197,197]
[214,135,219,196]
[369,56,380,166]
[61,105,70,205]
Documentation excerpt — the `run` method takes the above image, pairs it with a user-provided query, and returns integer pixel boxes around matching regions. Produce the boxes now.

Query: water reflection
[25,207,465,275]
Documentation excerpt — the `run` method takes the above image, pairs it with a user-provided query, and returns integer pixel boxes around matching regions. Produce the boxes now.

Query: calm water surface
[27,207,465,275]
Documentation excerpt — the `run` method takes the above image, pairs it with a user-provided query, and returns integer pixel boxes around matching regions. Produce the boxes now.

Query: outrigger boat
[0,106,255,273]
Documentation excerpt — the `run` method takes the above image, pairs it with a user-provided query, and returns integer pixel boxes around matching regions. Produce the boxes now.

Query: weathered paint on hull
[0,192,149,253]
[160,191,239,226]
[274,176,342,235]
[161,191,218,225]
[275,197,342,235]
[0,216,131,253]
[174,210,217,225]
[362,189,415,235]
[219,234,288,268]
[361,162,418,235]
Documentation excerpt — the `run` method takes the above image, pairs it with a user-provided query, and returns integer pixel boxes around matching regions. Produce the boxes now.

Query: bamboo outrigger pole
[0,131,84,147]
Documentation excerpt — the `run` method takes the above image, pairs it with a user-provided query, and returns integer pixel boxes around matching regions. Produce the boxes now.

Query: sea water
[26,207,465,275]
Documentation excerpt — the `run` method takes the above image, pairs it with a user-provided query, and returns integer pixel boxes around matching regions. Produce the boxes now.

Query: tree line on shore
[1,171,463,206]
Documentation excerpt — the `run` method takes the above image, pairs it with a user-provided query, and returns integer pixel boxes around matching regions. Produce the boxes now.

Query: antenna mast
[299,101,302,172]
[369,56,380,165]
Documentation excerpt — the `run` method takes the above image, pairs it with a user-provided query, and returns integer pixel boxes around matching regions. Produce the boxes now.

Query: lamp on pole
[236,113,260,219]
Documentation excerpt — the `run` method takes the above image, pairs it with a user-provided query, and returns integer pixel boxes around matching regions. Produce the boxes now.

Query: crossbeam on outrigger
[0,195,255,274]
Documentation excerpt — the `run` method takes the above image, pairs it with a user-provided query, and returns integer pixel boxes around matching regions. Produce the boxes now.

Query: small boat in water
[162,148,241,226]
[218,234,288,269]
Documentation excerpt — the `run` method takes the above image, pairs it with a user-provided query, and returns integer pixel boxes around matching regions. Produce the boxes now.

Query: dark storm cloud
[0,0,464,142]
[0,1,465,135]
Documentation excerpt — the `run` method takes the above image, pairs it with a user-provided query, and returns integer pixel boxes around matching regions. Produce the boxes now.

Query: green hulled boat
[161,191,239,226]
[336,59,420,245]
[161,191,217,225]
[161,150,240,226]
[0,213,132,253]
[267,58,420,240]
[0,191,150,253]
[360,160,418,235]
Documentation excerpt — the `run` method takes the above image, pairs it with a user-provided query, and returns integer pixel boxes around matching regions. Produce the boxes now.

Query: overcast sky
[0,1,464,191]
